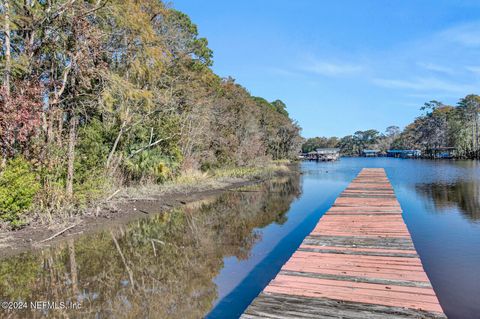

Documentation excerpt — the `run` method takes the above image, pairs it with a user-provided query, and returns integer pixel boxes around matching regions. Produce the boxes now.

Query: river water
[0,158,479,318]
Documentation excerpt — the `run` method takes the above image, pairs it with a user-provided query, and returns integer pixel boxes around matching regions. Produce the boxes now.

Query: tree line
[303,94,480,158]
[391,95,480,157]
[0,0,302,224]
[302,126,400,156]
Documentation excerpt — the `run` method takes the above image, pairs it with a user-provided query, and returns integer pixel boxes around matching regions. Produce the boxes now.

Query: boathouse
[315,148,340,161]
[362,149,380,157]
[305,148,340,161]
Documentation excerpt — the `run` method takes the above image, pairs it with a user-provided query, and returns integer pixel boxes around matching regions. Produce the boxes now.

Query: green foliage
[252,96,302,160]
[75,119,110,182]
[353,95,480,159]
[393,101,465,156]
[271,99,289,116]
[72,119,112,203]
[161,9,213,66]
[305,128,395,156]
[2,0,303,218]
[0,157,39,223]
[302,137,339,153]
[124,150,178,183]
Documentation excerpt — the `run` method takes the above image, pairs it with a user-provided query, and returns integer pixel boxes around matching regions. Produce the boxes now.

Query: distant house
[304,148,340,161]
[387,149,421,158]
[316,148,339,154]
[316,148,340,161]
[362,149,380,157]
[305,151,318,160]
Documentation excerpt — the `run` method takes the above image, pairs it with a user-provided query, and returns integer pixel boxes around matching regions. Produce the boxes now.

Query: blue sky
[172,0,480,138]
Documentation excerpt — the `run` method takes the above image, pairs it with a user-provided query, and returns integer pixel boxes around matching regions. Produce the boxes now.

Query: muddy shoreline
[0,167,299,259]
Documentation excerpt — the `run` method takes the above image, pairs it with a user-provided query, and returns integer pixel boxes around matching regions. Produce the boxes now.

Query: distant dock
[242,168,445,318]
[304,148,340,161]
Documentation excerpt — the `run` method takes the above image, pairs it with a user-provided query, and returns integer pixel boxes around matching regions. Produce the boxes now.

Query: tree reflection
[415,180,480,221]
[0,175,300,318]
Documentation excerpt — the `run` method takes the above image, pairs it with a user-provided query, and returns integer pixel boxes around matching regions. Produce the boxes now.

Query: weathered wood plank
[298,245,418,256]
[279,270,432,288]
[242,293,446,319]
[303,235,416,250]
[297,246,418,258]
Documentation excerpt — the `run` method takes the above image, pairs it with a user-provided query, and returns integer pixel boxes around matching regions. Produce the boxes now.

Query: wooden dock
[242,168,446,318]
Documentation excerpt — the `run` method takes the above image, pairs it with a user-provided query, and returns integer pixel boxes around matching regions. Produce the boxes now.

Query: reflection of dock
[242,168,446,318]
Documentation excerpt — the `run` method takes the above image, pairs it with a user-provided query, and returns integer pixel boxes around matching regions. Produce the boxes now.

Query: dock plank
[242,168,445,318]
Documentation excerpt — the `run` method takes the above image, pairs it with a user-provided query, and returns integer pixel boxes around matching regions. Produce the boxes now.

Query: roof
[315,148,340,151]
[363,149,380,153]
[315,148,340,154]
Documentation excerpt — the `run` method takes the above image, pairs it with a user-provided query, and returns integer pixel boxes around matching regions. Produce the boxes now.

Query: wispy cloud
[439,23,480,47]
[365,22,480,97]
[372,77,476,94]
[301,56,365,77]
[418,62,455,75]
[466,66,480,74]
[275,21,480,102]
[268,67,301,77]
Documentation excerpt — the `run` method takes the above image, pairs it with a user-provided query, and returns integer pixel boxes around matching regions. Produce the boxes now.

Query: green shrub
[0,157,40,222]
[124,150,177,183]
[73,119,111,204]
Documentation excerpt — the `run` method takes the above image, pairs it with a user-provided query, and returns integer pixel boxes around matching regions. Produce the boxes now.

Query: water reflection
[0,176,300,318]
[415,180,480,221]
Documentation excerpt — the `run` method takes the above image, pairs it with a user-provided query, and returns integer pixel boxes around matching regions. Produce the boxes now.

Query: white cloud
[301,58,365,77]
[373,77,477,94]
[406,92,460,99]
[418,63,455,75]
[267,61,364,79]
[439,23,480,47]
[286,22,480,100]
[466,66,480,74]
[268,67,301,77]
[367,23,480,97]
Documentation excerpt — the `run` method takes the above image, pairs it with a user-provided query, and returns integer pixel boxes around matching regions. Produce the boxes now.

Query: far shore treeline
[303,95,480,158]
[0,0,302,225]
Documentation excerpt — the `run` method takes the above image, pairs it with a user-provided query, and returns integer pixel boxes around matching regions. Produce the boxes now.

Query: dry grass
[118,162,293,200]
[213,163,290,178]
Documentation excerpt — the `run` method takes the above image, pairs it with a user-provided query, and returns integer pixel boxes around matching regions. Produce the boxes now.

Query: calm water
[1,158,479,318]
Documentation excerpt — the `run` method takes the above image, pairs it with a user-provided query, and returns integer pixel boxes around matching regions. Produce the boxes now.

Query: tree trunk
[57,110,64,147]
[106,120,125,169]
[0,151,6,169]
[1,0,11,169]
[106,106,129,169]
[4,0,11,95]
[66,114,77,198]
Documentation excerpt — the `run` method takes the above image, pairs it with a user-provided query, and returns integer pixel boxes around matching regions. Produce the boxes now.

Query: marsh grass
[119,162,293,200]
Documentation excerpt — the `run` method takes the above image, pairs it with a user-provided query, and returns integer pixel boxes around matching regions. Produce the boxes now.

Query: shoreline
[0,164,300,259]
